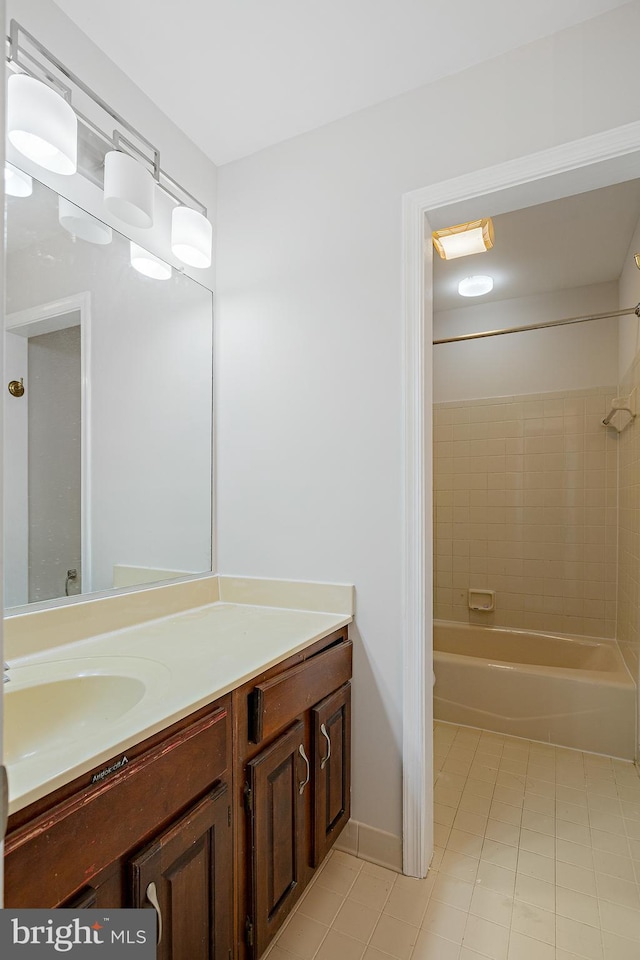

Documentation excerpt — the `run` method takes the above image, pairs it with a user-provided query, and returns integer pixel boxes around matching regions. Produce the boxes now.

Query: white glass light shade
[130,242,171,280]
[171,206,213,268]
[458,275,494,298]
[104,151,154,228]
[59,197,113,245]
[8,74,77,175]
[5,162,33,197]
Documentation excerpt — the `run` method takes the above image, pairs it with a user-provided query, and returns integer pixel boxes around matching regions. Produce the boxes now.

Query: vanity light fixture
[433,218,494,260]
[103,150,155,229]
[458,275,494,297]
[171,206,213,268]
[6,19,213,270]
[7,73,77,175]
[5,161,32,197]
[59,197,113,245]
[130,242,172,281]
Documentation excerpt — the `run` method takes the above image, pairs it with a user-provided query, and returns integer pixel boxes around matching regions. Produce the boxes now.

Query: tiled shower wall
[618,354,640,678]
[433,387,618,638]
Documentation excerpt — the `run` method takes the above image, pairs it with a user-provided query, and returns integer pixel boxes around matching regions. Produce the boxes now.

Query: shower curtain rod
[433,304,640,346]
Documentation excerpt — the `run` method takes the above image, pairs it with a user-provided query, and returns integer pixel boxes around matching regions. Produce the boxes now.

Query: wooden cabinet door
[312,682,351,866]
[129,783,232,960]
[247,719,310,957]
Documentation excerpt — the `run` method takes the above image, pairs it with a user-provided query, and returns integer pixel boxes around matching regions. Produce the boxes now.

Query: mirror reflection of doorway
[5,308,83,606]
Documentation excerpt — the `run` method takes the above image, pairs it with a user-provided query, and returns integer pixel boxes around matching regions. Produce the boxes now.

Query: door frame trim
[401,119,640,877]
[6,291,93,596]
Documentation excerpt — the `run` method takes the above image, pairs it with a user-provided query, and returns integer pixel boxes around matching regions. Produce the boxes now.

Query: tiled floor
[264,722,640,960]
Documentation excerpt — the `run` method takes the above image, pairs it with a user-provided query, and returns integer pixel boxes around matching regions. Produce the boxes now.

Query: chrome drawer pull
[320,723,331,770]
[298,744,310,794]
[146,881,163,945]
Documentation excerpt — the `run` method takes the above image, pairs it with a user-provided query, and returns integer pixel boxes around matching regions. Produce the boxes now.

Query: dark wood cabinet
[246,720,311,956]
[312,682,351,866]
[130,783,233,960]
[235,628,352,960]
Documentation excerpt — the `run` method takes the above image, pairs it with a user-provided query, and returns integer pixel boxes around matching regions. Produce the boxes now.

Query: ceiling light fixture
[130,242,172,281]
[6,19,213,270]
[7,73,77,175]
[458,275,494,297]
[171,206,213,268]
[59,197,113,245]
[5,161,32,197]
[432,218,494,260]
[635,253,640,270]
[104,150,155,229]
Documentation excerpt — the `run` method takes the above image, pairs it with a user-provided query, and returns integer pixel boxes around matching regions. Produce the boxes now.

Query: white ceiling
[52,0,630,166]
[432,179,640,312]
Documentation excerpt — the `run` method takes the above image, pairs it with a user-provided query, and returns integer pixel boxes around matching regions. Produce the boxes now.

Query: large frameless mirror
[4,172,213,609]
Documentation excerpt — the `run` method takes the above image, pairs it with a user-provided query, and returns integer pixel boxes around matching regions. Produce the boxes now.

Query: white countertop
[6,599,352,815]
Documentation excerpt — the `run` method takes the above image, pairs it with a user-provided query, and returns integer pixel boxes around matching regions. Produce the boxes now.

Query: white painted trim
[400,119,640,877]
[6,292,93,594]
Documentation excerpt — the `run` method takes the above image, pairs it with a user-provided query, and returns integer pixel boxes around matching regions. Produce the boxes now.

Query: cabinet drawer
[5,699,230,908]
[250,640,352,744]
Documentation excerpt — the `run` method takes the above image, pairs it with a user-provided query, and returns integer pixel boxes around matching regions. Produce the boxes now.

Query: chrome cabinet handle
[146,881,163,945]
[320,723,331,770]
[298,744,310,794]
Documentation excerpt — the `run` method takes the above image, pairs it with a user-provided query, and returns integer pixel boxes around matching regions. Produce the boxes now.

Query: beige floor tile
[601,930,640,960]
[317,859,361,896]
[590,829,630,857]
[518,827,555,858]
[555,860,597,896]
[412,929,461,960]
[264,947,300,960]
[523,793,555,816]
[348,873,394,911]
[507,930,555,960]
[595,873,640,910]
[521,810,555,837]
[446,829,484,859]
[459,793,492,817]
[517,849,555,883]
[492,786,524,809]
[593,849,636,882]
[440,850,479,883]
[276,914,329,959]
[298,884,344,925]
[369,916,418,960]
[484,819,520,847]
[462,914,510,960]
[556,886,600,928]
[475,861,516,896]
[314,930,365,960]
[511,901,555,945]
[422,900,467,944]
[469,886,513,927]
[333,900,381,942]
[599,901,640,942]
[383,874,435,926]
[480,839,518,871]
[556,916,604,960]
[514,872,555,911]
[431,875,475,912]
[556,819,593,846]
[557,838,594,870]
[489,801,522,827]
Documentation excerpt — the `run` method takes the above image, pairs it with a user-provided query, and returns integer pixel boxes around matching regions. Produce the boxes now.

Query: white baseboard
[334,820,402,873]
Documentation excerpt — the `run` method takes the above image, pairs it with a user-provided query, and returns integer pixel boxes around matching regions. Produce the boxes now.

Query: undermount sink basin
[4,656,171,765]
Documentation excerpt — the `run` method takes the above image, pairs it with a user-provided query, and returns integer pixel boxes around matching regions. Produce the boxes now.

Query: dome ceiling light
[458,275,494,297]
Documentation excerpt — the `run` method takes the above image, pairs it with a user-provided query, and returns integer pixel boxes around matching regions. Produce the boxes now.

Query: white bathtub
[433,620,636,759]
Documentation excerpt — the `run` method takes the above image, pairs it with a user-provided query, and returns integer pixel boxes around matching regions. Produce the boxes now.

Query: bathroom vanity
[3,578,353,960]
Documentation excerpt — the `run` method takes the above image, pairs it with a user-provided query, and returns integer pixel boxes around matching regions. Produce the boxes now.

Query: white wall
[216,2,640,840]
[618,216,640,379]
[434,283,619,403]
